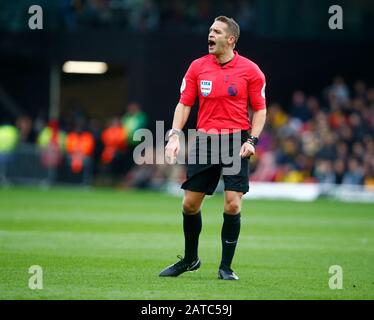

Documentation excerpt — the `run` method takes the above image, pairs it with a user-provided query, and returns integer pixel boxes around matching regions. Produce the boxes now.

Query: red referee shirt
[179,51,266,133]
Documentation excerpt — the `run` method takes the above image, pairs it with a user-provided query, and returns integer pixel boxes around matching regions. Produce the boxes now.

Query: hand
[165,135,180,164]
[239,142,255,159]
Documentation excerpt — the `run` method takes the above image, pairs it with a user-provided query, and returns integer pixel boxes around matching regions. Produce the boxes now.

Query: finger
[165,148,171,157]
[166,154,175,164]
[166,150,174,161]
[169,155,177,164]
[243,148,253,158]
[166,147,177,164]
[247,151,255,158]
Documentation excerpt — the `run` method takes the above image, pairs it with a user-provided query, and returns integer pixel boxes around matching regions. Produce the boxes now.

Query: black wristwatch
[246,135,259,147]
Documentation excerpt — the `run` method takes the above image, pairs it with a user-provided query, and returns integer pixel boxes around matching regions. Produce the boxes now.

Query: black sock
[220,212,241,269]
[183,211,202,262]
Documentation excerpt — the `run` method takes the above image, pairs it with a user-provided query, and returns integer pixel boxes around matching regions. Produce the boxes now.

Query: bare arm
[165,102,192,163]
[171,102,192,130]
[240,108,267,158]
[250,108,267,137]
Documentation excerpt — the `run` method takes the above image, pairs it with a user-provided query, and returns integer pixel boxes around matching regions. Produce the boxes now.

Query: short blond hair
[214,16,240,44]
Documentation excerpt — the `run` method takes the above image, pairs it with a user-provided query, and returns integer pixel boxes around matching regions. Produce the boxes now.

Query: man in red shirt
[159,16,267,280]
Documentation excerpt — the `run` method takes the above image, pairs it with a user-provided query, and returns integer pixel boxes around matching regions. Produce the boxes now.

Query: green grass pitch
[0,186,373,300]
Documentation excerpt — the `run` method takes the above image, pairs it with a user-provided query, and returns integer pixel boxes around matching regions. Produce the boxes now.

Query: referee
[160,16,267,280]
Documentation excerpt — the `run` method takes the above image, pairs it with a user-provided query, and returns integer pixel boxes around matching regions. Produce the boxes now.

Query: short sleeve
[248,66,266,111]
[179,60,198,107]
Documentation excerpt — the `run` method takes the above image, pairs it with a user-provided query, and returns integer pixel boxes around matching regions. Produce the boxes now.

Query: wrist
[246,135,259,147]
[168,128,182,139]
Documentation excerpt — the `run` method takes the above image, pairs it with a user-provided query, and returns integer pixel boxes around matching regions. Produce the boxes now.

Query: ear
[227,35,236,46]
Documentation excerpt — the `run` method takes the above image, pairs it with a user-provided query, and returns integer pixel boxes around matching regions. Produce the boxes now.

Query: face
[208,21,235,55]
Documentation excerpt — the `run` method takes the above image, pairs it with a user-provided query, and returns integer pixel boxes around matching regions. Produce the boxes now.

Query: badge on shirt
[200,80,212,97]
[180,77,186,93]
[228,84,238,96]
[261,83,266,99]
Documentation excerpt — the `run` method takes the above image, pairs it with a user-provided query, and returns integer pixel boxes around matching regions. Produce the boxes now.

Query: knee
[224,198,241,214]
[182,199,201,214]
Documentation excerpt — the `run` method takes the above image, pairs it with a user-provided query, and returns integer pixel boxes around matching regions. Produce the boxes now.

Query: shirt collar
[211,50,238,68]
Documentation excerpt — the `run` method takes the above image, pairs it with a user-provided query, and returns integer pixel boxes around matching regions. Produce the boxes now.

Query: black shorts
[181,131,250,195]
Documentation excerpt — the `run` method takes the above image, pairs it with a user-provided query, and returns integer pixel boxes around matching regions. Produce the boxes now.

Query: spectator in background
[289,90,312,123]
[353,80,367,100]
[342,158,364,185]
[16,116,36,144]
[335,141,348,159]
[0,121,19,183]
[121,102,148,144]
[363,136,374,172]
[328,98,346,129]
[305,96,321,118]
[0,121,19,154]
[101,116,127,184]
[316,132,336,160]
[314,159,335,184]
[37,120,66,171]
[88,117,104,175]
[348,112,367,141]
[361,136,374,189]
[328,76,350,106]
[121,102,148,174]
[267,103,288,130]
[352,141,364,161]
[65,123,95,184]
[364,164,374,189]
[251,76,373,187]
[276,135,300,165]
[334,159,345,185]
[367,87,374,106]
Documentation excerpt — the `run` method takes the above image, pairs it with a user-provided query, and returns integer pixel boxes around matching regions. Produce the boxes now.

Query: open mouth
[208,40,216,49]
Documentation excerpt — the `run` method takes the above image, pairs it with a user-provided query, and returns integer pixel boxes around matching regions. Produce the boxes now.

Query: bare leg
[182,190,206,215]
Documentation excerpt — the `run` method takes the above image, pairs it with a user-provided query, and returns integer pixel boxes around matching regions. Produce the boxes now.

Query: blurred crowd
[251,76,374,188]
[62,0,256,32]
[0,102,148,186]
[1,77,374,188]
